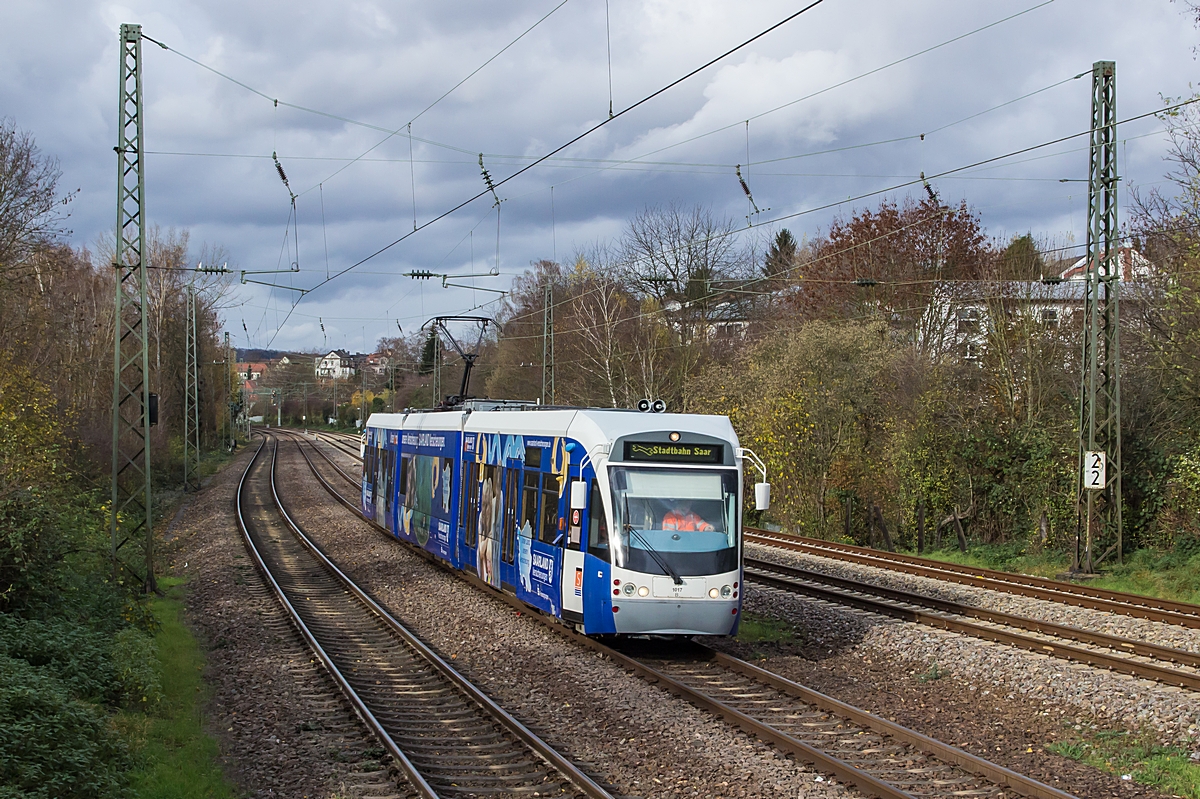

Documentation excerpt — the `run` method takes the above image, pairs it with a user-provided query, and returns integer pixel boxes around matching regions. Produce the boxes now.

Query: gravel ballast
[749,542,1200,654]
[301,436,1188,798]
[164,445,406,799]
[745,541,1200,747]
[278,439,859,799]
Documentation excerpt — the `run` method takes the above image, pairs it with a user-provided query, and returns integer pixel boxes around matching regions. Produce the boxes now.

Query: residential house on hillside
[363,352,391,376]
[1059,246,1153,282]
[919,281,1085,361]
[315,350,356,380]
[918,247,1156,362]
[237,362,269,382]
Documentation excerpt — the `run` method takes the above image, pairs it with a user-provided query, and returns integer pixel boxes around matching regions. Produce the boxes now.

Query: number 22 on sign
[1083,451,1106,490]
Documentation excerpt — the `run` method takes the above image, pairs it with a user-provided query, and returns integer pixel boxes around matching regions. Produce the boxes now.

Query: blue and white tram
[360,402,769,636]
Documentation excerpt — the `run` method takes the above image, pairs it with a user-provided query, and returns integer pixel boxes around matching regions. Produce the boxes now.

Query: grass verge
[1046,726,1200,798]
[736,612,796,645]
[125,576,237,799]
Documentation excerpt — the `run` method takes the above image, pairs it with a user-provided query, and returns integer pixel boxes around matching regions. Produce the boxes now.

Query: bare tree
[619,204,743,326]
[0,120,76,278]
[564,252,629,408]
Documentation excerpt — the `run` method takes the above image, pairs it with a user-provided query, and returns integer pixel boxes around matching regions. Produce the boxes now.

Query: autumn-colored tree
[791,194,990,324]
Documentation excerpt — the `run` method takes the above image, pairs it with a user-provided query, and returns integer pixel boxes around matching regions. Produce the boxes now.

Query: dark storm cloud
[2,0,1196,350]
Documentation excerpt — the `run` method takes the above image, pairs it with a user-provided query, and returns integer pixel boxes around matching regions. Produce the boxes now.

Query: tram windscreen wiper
[621,493,683,585]
[624,522,684,585]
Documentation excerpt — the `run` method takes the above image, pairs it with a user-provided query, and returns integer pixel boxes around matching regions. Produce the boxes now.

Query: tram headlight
[622,582,636,596]
[720,584,733,599]
[637,585,649,597]
[708,587,720,599]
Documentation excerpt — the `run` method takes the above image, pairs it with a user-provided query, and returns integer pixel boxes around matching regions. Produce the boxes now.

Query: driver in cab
[662,500,715,532]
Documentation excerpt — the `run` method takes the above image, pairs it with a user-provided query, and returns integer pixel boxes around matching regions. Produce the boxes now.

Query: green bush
[111,627,162,712]
[0,615,162,711]
[0,654,131,799]
[0,616,115,703]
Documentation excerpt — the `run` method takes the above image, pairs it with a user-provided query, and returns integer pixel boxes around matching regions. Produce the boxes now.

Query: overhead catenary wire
[150,1,1171,352]
[605,0,614,119]
[259,0,831,347]
[296,1,830,294]
[142,66,1087,175]
[142,1,572,196]
[143,0,1064,323]
[564,0,1059,179]
[493,96,1200,338]
[320,183,330,280]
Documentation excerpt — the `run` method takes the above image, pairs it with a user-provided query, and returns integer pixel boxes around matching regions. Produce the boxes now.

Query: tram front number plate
[652,577,705,598]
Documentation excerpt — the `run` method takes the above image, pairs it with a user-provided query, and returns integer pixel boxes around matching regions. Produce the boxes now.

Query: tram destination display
[623,441,723,464]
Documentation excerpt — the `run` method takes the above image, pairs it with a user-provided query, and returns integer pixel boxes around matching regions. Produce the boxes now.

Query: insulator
[272,151,289,186]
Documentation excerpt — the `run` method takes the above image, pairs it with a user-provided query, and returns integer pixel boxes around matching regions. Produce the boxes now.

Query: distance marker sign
[1083,451,1107,490]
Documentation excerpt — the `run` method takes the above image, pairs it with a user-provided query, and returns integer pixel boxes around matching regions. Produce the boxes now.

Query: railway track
[318,429,365,459]
[288,439,1198,630]
[238,433,614,799]
[309,435,1200,691]
[287,432,1080,799]
[589,638,1077,799]
[745,557,1200,691]
[746,529,1200,628]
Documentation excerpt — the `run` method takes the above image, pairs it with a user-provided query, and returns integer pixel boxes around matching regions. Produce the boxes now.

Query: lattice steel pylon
[183,282,201,491]
[1076,60,1123,572]
[111,23,155,593]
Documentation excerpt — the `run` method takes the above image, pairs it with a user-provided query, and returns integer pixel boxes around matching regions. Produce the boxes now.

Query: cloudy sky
[3,0,1197,352]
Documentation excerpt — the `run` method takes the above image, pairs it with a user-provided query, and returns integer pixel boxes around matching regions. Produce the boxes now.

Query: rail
[745,558,1200,692]
[237,433,613,798]
[746,529,1200,628]
[290,431,1078,799]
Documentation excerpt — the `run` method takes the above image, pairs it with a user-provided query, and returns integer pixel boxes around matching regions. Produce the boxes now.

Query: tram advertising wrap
[362,405,766,637]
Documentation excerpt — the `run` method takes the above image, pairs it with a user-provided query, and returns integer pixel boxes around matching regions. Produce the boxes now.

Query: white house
[315,350,355,380]
[1059,246,1154,282]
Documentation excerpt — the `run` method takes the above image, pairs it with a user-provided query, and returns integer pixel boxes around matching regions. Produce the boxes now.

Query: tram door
[561,478,587,617]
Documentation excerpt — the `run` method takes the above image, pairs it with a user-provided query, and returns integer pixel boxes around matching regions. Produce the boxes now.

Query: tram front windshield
[608,467,739,576]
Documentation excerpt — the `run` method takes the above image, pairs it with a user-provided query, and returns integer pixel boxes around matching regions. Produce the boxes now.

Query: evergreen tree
[764,228,797,279]
[418,331,438,375]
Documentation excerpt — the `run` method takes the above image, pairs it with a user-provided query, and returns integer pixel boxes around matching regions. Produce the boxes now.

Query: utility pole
[542,280,555,405]
[110,23,155,593]
[1076,60,1123,572]
[224,331,232,445]
[433,331,441,406]
[183,281,201,490]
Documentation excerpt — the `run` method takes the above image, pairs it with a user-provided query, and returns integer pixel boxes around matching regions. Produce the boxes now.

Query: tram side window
[587,481,609,559]
[364,440,376,491]
[462,461,479,548]
[539,473,560,545]
[501,468,519,564]
[398,455,410,503]
[520,471,539,537]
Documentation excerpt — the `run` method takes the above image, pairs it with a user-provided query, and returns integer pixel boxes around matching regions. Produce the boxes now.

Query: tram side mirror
[570,481,588,511]
[754,482,771,511]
